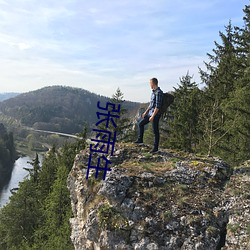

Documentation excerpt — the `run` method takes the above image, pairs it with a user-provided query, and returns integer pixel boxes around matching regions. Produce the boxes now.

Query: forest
[0,4,248,250]
[0,134,86,249]
[158,5,250,165]
[0,85,140,135]
[0,123,17,189]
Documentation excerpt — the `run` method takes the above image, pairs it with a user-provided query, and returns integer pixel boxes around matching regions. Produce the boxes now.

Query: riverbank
[0,155,43,208]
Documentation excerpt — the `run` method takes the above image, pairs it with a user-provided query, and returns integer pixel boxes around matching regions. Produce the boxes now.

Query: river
[0,156,32,208]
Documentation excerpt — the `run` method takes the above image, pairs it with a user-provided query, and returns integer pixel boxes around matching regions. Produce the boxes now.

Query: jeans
[138,113,161,150]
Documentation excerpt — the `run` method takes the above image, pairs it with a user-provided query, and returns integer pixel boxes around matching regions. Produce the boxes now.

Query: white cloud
[0,0,247,102]
[16,42,32,50]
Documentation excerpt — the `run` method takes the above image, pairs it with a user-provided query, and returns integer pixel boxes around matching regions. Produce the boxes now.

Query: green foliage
[0,137,84,249]
[227,223,240,233]
[247,223,250,235]
[111,88,131,141]
[98,203,129,231]
[160,5,250,164]
[38,146,58,199]
[0,123,17,188]
[198,21,240,157]
[163,74,201,152]
[27,153,40,184]
[0,6,249,249]
[33,164,73,250]
[0,179,41,249]
[95,87,133,143]
[197,7,250,164]
[0,124,16,168]
[160,210,173,222]
[144,123,154,145]
[0,86,140,136]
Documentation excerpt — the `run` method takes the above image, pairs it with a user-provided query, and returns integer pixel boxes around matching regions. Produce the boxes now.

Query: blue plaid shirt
[149,87,163,116]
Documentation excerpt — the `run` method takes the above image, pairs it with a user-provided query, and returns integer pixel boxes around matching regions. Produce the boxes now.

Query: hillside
[67,143,250,250]
[0,86,141,134]
[0,93,20,102]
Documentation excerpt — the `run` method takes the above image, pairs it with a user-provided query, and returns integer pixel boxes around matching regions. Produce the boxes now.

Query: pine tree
[198,21,239,157]
[33,164,73,250]
[110,88,130,141]
[0,179,40,249]
[199,21,238,95]
[95,88,130,142]
[38,146,58,199]
[164,74,201,152]
[26,153,40,184]
[75,126,87,151]
[233,5,250,84]
[0,141,82,249]
[220,5,250,163]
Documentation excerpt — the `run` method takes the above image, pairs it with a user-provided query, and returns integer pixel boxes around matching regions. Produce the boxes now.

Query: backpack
[160,92,174,115]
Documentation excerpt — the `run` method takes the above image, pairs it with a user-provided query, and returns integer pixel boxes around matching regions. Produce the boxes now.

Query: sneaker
[149,148,158,153]
[134,140,143,144]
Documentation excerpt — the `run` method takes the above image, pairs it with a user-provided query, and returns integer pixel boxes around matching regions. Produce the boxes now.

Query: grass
[160,210,173,222]
[118,159,175,178]
[227,223,240,233]
[177,196,190,209]
[247,223,250,235]
[170,158,179,164]
[206,226,219,237]
[98,203,129,231]
[233,160,250,170]
[141,152,153,158]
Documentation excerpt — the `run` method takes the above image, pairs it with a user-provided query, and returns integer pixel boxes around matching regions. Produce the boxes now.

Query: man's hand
[142,111,147,118]
[149,108,159,122]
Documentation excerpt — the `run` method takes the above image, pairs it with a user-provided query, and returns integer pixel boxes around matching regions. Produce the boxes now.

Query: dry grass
[120,160,175,176]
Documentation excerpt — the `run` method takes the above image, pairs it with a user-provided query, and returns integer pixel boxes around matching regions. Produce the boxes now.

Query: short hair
[151,78,158,86]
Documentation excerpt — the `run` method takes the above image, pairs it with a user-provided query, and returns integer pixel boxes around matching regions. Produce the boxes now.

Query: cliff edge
[67,143,250,250]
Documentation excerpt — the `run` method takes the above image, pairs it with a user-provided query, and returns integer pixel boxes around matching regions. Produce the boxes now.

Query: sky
[0,0,248,102]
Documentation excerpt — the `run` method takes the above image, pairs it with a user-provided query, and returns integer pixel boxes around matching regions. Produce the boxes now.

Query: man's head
[150,78,158,90]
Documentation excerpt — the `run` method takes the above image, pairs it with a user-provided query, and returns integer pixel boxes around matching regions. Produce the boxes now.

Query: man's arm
[149,90,163,122]
[149,108,159,122]
[142,104,150,118]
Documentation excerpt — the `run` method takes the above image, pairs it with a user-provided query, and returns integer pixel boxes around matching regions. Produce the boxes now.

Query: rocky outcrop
[222,161,250,250]
[67,143,250,250]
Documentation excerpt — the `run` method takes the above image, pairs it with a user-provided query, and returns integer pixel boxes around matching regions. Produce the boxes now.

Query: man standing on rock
[135,78,163,153]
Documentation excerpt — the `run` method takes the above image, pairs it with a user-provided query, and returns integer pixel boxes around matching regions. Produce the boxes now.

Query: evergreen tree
[25,153,40,184]
[95,88,130,142]
[75,126,87,151]
[33,164,73,250]
[0,124,16,170]
[38,146,58,199]
[110,88,130,141]
[221,84,250,162]
[233,5,250,84]
[164,74,201,152]
[60,126,87,171]
[0,139,85,249]
[198,21,239,157]
[197,5,250,163]
[220,5,250,163]
[0,179,40,249]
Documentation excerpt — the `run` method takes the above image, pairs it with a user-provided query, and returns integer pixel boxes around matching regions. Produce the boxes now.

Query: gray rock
[67,144,249,250]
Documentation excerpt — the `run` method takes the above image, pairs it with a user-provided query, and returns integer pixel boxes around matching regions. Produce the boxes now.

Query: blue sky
[0,0,248,102]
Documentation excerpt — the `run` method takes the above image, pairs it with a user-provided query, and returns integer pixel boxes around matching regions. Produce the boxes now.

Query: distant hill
[0,86,141,134]
[0,93,20,102]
